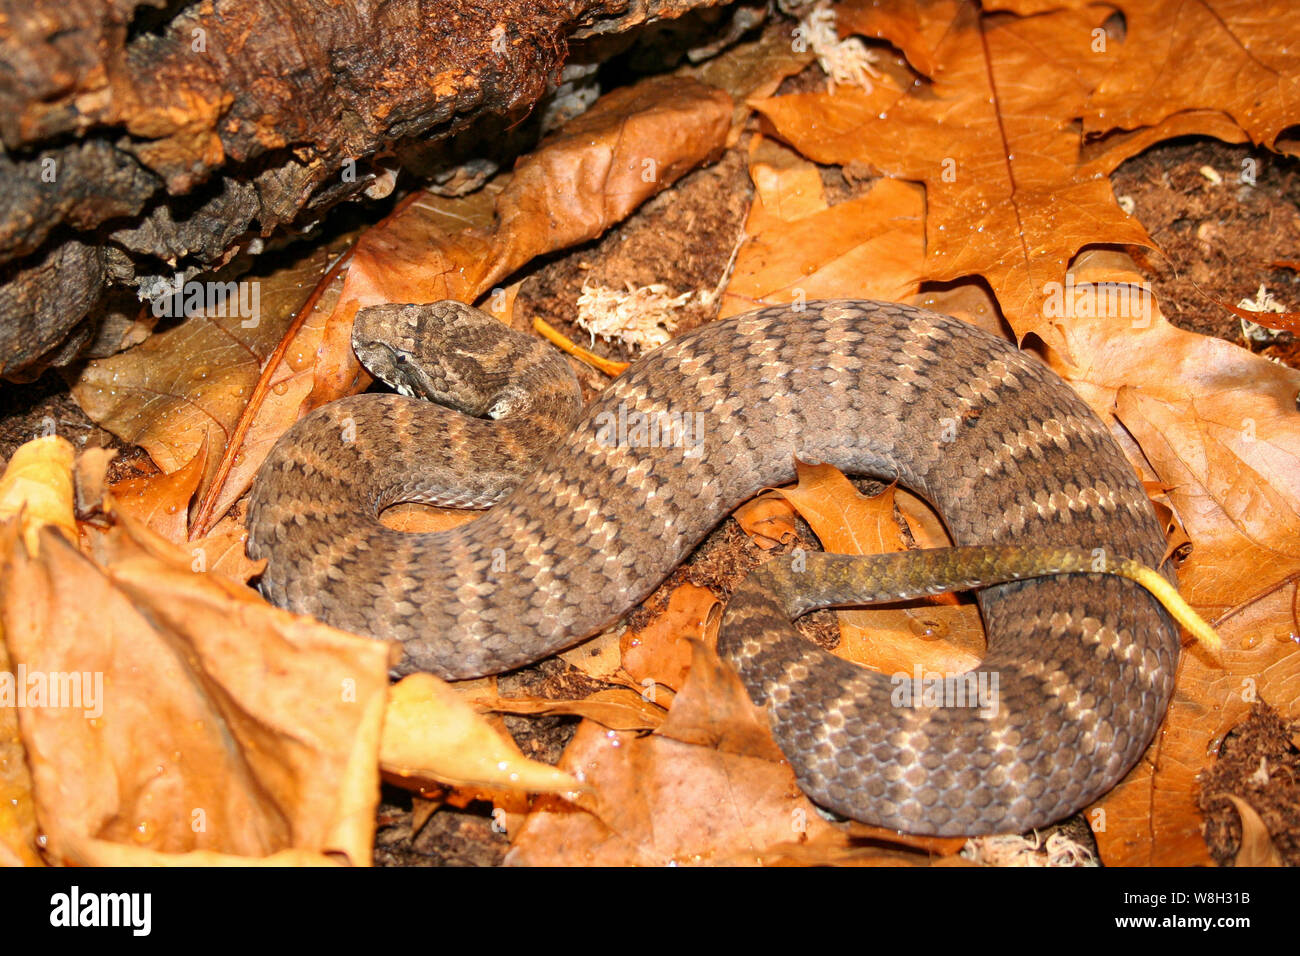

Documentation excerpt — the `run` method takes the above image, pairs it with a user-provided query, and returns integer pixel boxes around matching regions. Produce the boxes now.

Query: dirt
[1114,138,1300,367]
[515,146,753,379]
[1197,702,1300,866]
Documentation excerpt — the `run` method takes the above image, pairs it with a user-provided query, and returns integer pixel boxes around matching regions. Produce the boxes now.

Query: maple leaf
[748,0,1261,354]
[1083,0,1300,152]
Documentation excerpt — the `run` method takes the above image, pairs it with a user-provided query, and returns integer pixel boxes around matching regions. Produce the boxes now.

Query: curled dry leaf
[1215,794,1285,867]
[620,581,719,695]
[380,674,586,796]
[0,438,391,865]
[0,437,78,867]
[0,435,76,552]
[733,495,799,550]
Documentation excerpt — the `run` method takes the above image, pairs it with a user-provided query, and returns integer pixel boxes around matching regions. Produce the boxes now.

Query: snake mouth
[355,340,437,401]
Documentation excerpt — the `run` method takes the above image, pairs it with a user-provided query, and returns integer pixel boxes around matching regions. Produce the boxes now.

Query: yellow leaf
[381,674,586,795]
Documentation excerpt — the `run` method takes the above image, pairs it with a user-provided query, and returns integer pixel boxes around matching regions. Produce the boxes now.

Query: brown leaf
[558,626,627,682]
[0,442,392,864]
[1083,0,1300,151]
[748,0,1256,353]
[720,137,924,316]
[620,581,719,694]
[0,623,40,866]
[506,641,855,866]
[69,237,353,533]
[187,513,263,583]
[106,438,207,543]
[768,462,985,675]
[733,494,799,550]
[472,686,667,732]
[1216,794,1285,867]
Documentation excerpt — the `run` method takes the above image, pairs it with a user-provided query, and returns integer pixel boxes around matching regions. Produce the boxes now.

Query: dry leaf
[0,435,76,551]
[0,617,40,867]
[1216,794,1285,867]
[620,581,719,694]
[106,438,207,542]
[720,137,924,316]
[380,673,585,795]
[0,440,391,865]
[751,0,1252,353]
[69,237,354,531]
[507,641,856,866]
[1083,0,1300,151]
[733,494,799,549]
[472,686,667,732]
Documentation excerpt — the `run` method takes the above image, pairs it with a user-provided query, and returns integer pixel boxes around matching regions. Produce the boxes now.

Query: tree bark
[0,0,733,377]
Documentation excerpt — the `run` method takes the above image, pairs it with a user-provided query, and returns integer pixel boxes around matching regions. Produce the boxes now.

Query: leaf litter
[4,2,1297,866]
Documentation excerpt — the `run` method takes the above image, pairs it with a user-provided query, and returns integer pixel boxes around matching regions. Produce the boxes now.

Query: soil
[1115,138,1300,366]
[1198,702,1300,866]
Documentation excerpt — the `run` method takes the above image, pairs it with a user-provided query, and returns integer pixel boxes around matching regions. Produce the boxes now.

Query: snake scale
[246,299,1180,835]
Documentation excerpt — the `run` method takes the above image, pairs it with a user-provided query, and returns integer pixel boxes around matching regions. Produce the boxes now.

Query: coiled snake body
[247,299,1179,835]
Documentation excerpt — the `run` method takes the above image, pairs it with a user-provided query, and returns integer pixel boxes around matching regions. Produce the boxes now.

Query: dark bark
[0,0,732,377]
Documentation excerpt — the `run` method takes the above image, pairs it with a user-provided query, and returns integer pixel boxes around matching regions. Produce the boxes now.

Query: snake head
[352,304,446,401]
[350,301,548,417]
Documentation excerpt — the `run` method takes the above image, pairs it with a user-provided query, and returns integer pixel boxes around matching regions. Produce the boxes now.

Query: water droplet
[908,617,947,640]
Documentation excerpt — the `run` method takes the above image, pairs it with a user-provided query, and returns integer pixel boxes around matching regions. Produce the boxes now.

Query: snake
[246,298,1180,836]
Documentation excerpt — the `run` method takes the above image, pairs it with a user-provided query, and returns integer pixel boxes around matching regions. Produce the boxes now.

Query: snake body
[247,299,1179,835]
